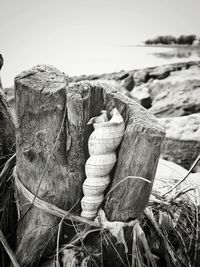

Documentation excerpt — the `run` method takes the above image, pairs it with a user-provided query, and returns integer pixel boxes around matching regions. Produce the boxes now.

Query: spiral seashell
[81,108,125,220]
[88,108,125,155]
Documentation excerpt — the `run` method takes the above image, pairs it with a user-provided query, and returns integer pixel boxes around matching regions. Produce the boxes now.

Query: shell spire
[81,108,125,220]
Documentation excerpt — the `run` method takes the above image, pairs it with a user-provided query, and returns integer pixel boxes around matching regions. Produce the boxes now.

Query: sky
[1,0,200,86]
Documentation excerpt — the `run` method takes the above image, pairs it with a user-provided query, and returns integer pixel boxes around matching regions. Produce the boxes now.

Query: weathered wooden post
[61,81,165,266]
[67,81,165,221]
[14,66,165,266]
[14,65,87,266]
[103,91,165,221]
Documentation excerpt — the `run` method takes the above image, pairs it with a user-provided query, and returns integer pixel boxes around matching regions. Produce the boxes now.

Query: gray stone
[133,69,149,85]
[158,113,200,170]
[149,65,172,80]
[0,54,3,90]
[130,84,152,109]
[121,74,134,91]
[0,54,3,70]
[149,66,200,117]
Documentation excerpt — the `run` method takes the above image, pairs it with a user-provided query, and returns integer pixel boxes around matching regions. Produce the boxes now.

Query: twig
[0,153,16,187]
[193,190,198,267]
[56,216,65,267]
[70,218,99,267]
[32,102,67,204]
[0,229,20,267]
[170,186,196,201]
[59,228,99,253]
[103,230,127,267]
[144,207,179,267]
[104,176,151,200]
[176,231,192,267]
[162,155,200,197]
[56,198,81,267]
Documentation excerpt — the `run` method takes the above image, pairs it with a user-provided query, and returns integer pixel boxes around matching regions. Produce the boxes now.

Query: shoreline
[71,59,200,82]
[117,44,200,48]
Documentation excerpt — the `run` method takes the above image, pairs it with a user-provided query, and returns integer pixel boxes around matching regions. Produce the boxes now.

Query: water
[63,45,200,77]
[1,45,200,87]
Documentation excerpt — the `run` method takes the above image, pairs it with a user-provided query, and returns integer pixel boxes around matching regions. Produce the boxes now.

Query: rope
[13,166,99,228]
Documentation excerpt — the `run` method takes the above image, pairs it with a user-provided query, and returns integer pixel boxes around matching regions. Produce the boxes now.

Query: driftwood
[14,65,165,266]
[15,65,74,266]
[62,81,165,266]
[0,88,16,265]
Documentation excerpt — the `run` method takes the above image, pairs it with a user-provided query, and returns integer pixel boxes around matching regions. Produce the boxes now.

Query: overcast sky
[1,0,200,86]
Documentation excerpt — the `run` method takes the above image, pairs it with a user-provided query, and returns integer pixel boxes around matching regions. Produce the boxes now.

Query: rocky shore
[70,60,200,171]
[2,59,200,170]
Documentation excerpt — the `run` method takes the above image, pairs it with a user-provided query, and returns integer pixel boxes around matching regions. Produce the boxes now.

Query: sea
[65,45,200,77]
[1,45,200,87]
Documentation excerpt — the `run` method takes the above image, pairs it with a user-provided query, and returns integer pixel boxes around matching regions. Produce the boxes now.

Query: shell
[88,108,125,155]
[81,195,104,219]
[88,128,124,155]
[83,175,110,196]
[81,107,125,220]
[85,153,116,177]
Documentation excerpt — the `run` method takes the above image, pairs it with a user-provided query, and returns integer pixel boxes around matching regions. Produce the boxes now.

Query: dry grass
[0,154,200,266]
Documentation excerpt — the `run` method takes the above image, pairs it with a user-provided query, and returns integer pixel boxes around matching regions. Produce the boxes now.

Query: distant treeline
[145,35,199,45]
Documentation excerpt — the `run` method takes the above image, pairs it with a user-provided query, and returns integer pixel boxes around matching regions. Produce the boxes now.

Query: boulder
[4,86,14,97]
[158,113,200,170]
[153,159,200,204]
[149,66,200,117]
[0,54,3,90]
[0,54,3,70]
[148,65,172,80]
[3,86,16,119]
[130,84,152,109]
[121,74,134,91]
[133,69,149,86]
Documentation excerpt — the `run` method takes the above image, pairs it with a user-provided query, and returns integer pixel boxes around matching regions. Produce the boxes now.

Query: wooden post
[15,65,86,266]
[67,81,165,221]
[103,92,166,221]
[14,68,165,266]
[61,81,165,266]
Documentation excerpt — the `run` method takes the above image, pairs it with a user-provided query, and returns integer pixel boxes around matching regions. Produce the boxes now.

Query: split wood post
[61,81,165,266]
[14,65,88,266]
[14,68,165,266]
[68,81,165,221]
[103,90,166,221]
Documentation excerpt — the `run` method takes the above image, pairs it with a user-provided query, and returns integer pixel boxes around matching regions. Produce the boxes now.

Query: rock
[121,74,134,91]
[0,54,3,70]
[130,84,152,109]
[4,86,14,97]
[154,159,200,204]
[133,69,149,85]
[0,54,3,90]
[149,66,200,117]
[3,87,16,120]
[115,71,129,80]
[149,65,172,80]
[158,113,200,170]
